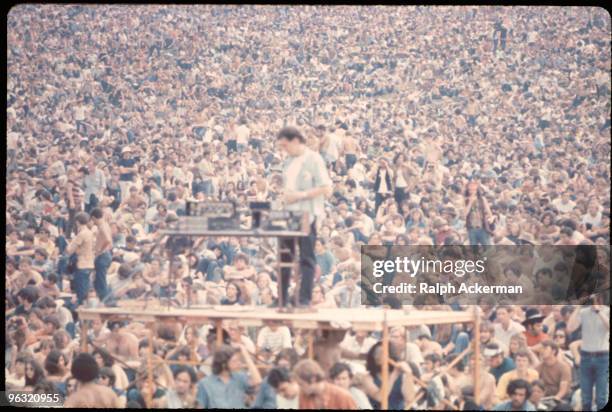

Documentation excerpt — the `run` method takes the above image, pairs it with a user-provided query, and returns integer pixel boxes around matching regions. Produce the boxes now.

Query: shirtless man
[64,353,120,408]
[103,321,140,363]
[416,334,444,357]
[89,319,110,347]
[91,208,113,301]
[122,186,147,210]
[342,132,361,171]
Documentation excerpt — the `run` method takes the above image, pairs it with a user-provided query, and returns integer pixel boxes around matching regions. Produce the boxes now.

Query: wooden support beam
[473,306,481,406]
[307,331,314,360]
[381,309,389,410]
[81,320,88,353]
[146,323,155,409]
[215,319,223,348]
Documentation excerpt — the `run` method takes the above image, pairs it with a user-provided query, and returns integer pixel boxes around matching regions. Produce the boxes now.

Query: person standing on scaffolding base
[277,126,333,309]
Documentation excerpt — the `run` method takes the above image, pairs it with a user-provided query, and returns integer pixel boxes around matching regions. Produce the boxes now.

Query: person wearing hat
[117,146,139,201]
[522,308,549,347]
[484,343,516,384]
[64,353,120,407]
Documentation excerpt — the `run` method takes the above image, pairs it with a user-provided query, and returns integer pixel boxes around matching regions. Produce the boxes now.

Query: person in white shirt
[277,127,333,307]
[257,321,292,356]
[552,192,576,215]
[235,118,250,153]
[340,330,377,371]
[581,202,603,228]
[493,305,526,350]
[322,128,343,167]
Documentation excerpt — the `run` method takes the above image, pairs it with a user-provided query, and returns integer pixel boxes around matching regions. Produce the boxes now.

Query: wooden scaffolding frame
[78,305,481,409]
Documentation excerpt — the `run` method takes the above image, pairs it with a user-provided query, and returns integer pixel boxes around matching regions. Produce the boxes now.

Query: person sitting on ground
[329,362,373,409]
[493,379,537,411]
[293,358,358,410]
[496,349,540,402]
[64,353,120,408]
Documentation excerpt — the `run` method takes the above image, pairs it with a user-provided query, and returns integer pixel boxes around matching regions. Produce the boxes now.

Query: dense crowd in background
[5,5,611,410]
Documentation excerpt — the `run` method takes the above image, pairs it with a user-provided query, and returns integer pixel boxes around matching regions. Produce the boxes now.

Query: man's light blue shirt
[196,372,250,409]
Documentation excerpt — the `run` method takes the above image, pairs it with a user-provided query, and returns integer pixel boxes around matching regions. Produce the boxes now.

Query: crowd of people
[5,4,611,410]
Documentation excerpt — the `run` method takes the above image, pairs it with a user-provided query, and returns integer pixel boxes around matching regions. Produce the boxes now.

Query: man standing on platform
[277,126,333,308]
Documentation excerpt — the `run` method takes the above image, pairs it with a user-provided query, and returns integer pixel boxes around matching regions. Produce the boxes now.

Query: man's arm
[554,363,571,400]
[239,344,262,386]
[196,381,210,409]
[302,185,332,200]
[307,153,333,199]
[66,231,82,255]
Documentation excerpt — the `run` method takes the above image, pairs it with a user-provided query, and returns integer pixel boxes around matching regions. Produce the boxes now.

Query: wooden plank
[146,323,155,408]
[473,306,481,406]
[381,310,389,410]
[159,229,308,238]
[76,306,476,331]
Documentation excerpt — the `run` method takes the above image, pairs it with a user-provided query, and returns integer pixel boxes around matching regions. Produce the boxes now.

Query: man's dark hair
[366,341,401,377]
[43,315,61,331]
[32,380,60,395]
[445,353,465,372]
[36,295,56,309]
[107,320,123,331]
[173,365,197,384]
[17,286,39,304]
[25,359,46,386]
[93,348,114,367]
[267,367,292,389]
[277,127,305,143]
[72,353,99,383]
[507,378,532,399]
[34,248,48,259]
[560,305,574,317]
[75,212,90,226]
[329,362,353,380]
[44,350,67,375]
[425,353,442,365]
[99,366,116,386]
[531,379,545,391]
[275,348,299,368]
[515,349,530,360]
[541,340,559,355]
[560,226,573,237]
[90,208,104,220]
[211,345,238,375]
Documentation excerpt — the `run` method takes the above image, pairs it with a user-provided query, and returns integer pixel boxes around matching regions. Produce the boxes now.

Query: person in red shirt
[293,359,357,410]
[523,308,548,347]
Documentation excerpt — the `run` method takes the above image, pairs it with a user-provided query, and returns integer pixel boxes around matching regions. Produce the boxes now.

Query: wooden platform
[76,304,480,410]
[159,228,308,238]
[77,305,475,331]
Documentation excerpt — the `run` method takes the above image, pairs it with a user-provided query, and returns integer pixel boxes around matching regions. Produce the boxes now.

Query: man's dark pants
[94,251,112,300]
[280,221,317,306]
[73,268,92,305]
